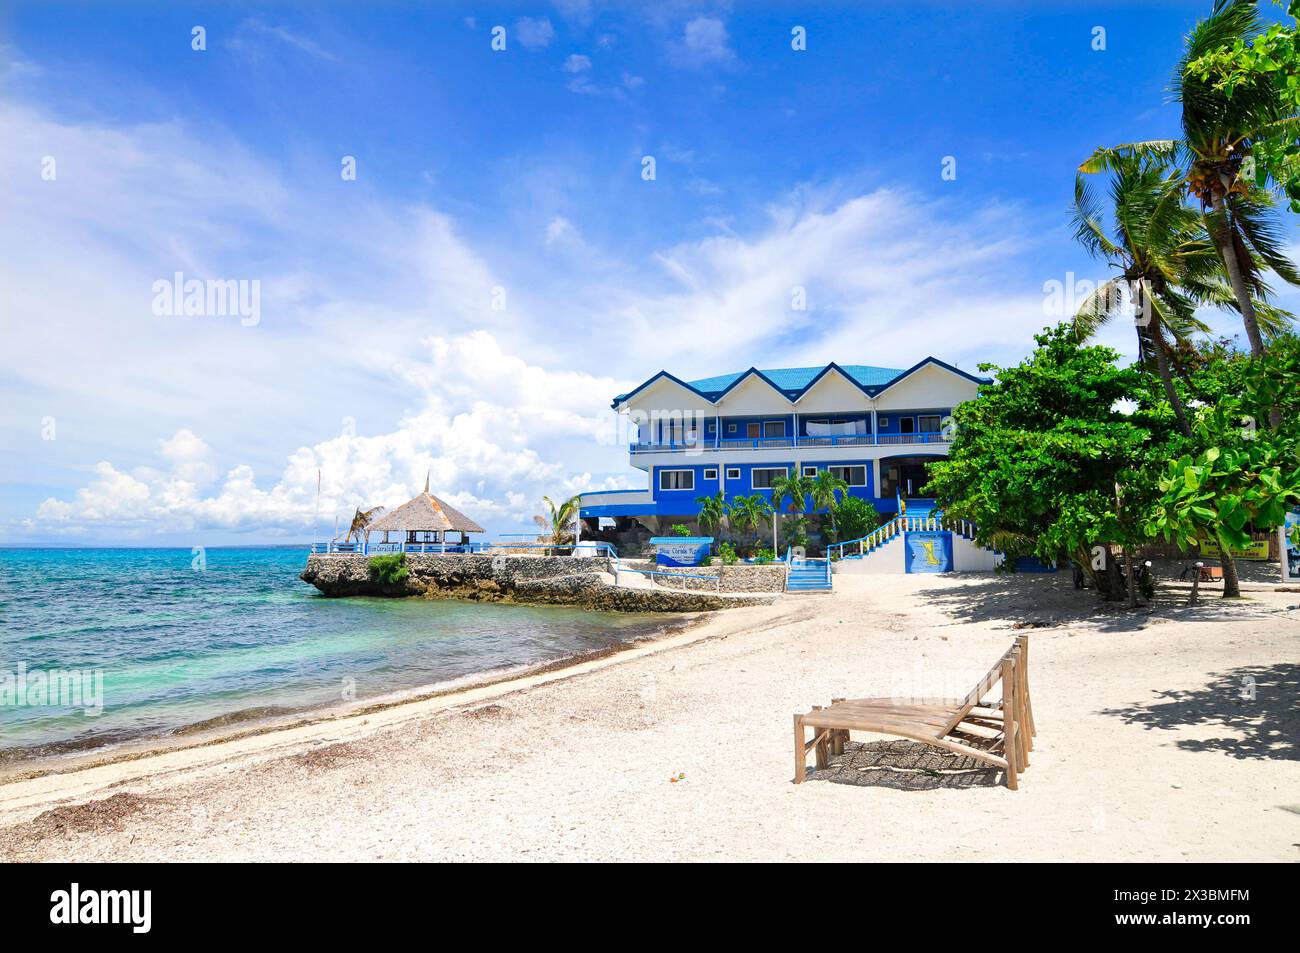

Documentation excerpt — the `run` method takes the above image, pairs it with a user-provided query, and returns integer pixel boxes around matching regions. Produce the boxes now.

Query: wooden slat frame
[793,635,1036,790]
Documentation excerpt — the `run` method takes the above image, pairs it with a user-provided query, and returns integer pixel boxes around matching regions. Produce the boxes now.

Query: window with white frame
[918,415,942,433]
[802,465,818,478]
[703,467,718,480]
[878,417,889,428]
[727,423,737,433]
[725,467,740,480]
[762,420,786,438]
[828,465,868,487]
[751,467,787,489]
[658,469,695,491]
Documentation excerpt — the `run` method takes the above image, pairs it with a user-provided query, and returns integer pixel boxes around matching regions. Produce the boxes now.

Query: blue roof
[611,359,991,408]
[686,364,903,395]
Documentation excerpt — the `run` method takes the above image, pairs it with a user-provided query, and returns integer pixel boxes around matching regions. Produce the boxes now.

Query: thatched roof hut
[366,478,486,542]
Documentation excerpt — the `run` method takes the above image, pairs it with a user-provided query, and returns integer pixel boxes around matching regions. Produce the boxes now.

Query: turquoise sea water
[0,548,673,762]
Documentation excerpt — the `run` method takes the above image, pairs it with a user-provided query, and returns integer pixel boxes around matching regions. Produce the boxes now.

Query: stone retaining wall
[300,554,772,611]
[618,560,788,593]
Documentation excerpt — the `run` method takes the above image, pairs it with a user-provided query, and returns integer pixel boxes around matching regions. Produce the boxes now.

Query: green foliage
[1144,350,1300,553]
[769,472,812,515]
[716,541,739,565]
[1187,1,1300,211]
[670,523,692,537]
[534,494,581,546]
[694,491,727,538]
[831,496,884,542]
[926,325,1167,576]
[724,493,774,556]
[808,469,850,540]
[367,553,409,585]
[753,548,776,564]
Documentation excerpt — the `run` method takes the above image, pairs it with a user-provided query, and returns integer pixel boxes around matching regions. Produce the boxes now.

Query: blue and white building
[579,359,991,535]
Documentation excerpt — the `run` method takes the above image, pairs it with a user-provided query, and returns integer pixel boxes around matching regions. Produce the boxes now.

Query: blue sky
[1,1,1287,544]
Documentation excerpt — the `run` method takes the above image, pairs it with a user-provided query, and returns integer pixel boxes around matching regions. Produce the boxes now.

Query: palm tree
[1071,154,1217,437]
[339,505,385,544]
[694,490,727,550]
[533,494,581,551]
[1081,1,1300,361]
[808,470,850,543]
[1176,0,1300,359]
[769,472,813,554]
[724,494,773,556]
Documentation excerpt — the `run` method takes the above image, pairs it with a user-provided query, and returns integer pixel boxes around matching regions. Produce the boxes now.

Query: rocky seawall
[615,560,787,593]
[300,554,775,612]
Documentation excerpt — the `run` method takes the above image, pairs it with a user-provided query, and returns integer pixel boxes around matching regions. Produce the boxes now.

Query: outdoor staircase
[786,558,832,592]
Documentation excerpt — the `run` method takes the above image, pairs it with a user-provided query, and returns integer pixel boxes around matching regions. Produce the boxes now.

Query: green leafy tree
[1146,439,1300,597]
[926,325,1168,594]
[831,495,884,543]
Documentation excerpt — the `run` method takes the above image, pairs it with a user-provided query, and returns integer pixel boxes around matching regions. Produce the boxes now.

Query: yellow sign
[1200,539,1270,561]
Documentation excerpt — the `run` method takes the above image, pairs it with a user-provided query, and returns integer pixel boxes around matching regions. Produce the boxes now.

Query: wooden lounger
[794,635,1036,790]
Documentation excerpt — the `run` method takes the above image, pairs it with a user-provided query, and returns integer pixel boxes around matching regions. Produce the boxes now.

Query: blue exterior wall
[642,459,883,515]
[875,407,952,437]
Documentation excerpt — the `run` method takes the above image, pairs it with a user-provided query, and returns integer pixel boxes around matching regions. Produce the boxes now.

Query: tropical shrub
[753,548,776,564]
[670,523,692,537]
[832,496,884,542]
[716,542,739,565]
[368,553,409,585]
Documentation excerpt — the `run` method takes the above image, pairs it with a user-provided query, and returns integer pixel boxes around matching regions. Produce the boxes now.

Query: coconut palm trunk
[1135,283,1193,439]
[1149,327,1192,438]
[1208,194,1267,358]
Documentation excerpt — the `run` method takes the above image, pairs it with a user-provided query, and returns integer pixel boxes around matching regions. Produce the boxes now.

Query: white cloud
[515,17,556,50]
[2,90,1060,542]
[564,54,592,73]
[34,331,635,536]
[670,17,737,68]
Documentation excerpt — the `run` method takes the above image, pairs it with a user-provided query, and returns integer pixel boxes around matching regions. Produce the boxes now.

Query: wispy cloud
[3,73,1051,541]
[227,18,336,61]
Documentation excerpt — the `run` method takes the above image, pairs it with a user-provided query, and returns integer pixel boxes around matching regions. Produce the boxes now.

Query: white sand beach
[2,573,1297,862]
